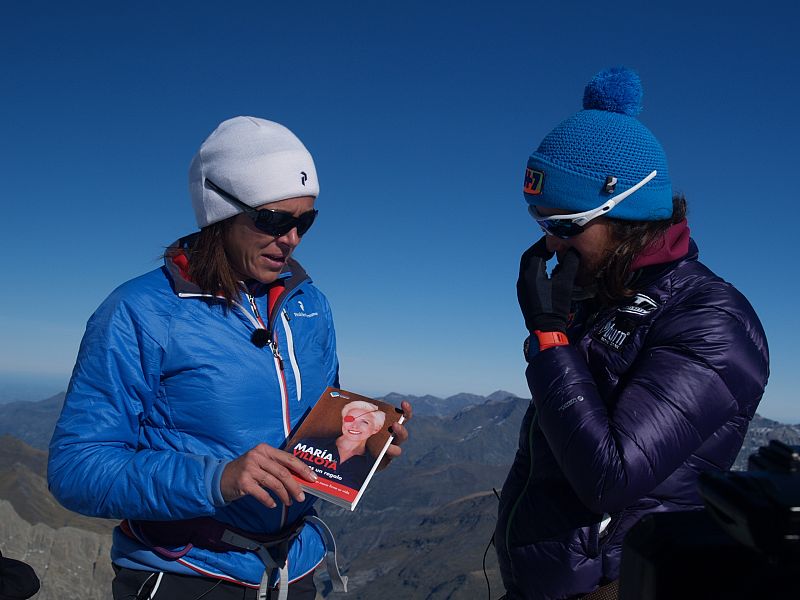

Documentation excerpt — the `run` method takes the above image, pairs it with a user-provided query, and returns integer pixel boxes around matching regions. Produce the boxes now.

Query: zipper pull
[271,341,284,370]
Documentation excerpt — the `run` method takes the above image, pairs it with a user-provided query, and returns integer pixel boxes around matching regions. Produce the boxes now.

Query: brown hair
[596,194,688,303]
[186,219,243,305]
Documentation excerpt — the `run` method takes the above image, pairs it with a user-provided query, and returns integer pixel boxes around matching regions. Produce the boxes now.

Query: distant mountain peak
[486,390,521,402]
[378,390,523,418]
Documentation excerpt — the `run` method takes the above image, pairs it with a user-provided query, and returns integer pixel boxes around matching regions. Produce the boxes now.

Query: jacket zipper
[263,292,294,531]
[246,292,292,438]
[264,286,306,405]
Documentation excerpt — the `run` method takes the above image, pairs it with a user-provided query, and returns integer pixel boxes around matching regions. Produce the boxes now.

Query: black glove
[517,237,580,334]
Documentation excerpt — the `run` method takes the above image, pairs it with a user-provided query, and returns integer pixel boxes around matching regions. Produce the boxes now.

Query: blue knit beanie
[523,67,672,221]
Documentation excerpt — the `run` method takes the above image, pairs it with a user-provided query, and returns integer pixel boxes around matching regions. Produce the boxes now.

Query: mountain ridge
[1,390,798,598]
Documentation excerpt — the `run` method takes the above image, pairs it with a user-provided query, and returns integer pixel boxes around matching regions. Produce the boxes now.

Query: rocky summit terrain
[0,500,113,600]
[0,391,797,599]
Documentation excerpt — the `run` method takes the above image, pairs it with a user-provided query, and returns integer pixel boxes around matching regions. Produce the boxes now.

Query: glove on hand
[517,237,580,334]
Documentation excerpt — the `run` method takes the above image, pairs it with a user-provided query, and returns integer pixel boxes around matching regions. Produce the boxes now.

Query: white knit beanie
[189,116,319,228]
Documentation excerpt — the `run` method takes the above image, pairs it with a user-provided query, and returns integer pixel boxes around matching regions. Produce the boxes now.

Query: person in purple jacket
[495,67,769,600]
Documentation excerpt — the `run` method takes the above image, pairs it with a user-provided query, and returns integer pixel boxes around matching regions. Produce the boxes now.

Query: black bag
[618,441,800,600]
[0,550,40,600]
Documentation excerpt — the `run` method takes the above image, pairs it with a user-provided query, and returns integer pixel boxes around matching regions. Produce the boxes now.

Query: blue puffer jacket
[496,240,769,600]
[48,237,339,587]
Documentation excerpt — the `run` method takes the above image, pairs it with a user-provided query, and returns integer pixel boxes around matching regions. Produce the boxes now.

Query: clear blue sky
[1,1,798,422]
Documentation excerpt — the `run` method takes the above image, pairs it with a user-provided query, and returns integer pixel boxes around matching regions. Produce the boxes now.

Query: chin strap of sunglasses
[517,238,580,361]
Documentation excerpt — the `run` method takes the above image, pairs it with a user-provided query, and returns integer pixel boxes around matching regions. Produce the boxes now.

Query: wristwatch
[524,330,569,362]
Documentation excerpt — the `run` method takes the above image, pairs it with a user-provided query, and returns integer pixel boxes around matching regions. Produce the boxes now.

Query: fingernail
[395,407,404,414]
[299,492,306,502]
[310,471,318,480]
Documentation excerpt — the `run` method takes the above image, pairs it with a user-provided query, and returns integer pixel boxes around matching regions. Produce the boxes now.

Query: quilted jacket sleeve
[527,287,768,514]
[47,287,227,520]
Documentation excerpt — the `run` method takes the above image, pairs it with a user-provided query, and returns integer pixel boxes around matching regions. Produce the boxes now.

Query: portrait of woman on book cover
[294,400,387,490]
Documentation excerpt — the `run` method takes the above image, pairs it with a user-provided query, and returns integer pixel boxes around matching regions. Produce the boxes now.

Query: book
[284,386,405,510]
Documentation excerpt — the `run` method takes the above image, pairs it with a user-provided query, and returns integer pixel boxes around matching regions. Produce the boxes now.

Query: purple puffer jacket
[495,240,769,600]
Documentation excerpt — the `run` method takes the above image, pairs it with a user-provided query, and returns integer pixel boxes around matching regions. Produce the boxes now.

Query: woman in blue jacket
[495,68,769,599]
[47,116,411,600]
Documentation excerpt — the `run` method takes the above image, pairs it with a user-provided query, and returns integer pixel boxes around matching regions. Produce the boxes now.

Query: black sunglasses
[205,178,318,237]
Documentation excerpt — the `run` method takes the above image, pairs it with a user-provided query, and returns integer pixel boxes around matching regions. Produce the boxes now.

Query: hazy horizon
[2,371,796,426]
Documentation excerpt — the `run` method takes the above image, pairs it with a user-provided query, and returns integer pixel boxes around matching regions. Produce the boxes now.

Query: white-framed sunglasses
[528,170,658,239]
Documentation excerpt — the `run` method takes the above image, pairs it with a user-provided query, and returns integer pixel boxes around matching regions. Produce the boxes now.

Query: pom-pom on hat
[189,116,319,228]
[524,67,672,221]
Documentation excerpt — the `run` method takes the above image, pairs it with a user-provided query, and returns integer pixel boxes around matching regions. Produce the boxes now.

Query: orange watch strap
[533,330,569,351]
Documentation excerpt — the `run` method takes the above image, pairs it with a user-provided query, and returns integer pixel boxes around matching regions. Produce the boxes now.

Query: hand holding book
[220,442,320,509]
[285,387,413,510]
[378,400,413,470]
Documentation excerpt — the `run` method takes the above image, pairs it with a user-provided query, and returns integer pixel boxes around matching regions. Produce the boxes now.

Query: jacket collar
[630,219,691,272]
[628,238,698,290]
[163,232,310,298]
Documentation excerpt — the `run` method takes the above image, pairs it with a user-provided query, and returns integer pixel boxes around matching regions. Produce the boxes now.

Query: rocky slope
[0,500,113,600]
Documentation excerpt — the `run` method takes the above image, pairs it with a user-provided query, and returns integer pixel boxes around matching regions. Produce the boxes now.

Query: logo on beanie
[524,167,544,195]
[300,171,308,185]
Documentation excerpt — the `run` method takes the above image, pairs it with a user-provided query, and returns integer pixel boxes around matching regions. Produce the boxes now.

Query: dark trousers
[112,566,316,600]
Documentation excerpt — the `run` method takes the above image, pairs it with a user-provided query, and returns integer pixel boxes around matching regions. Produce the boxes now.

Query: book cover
[285,386,405,510]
